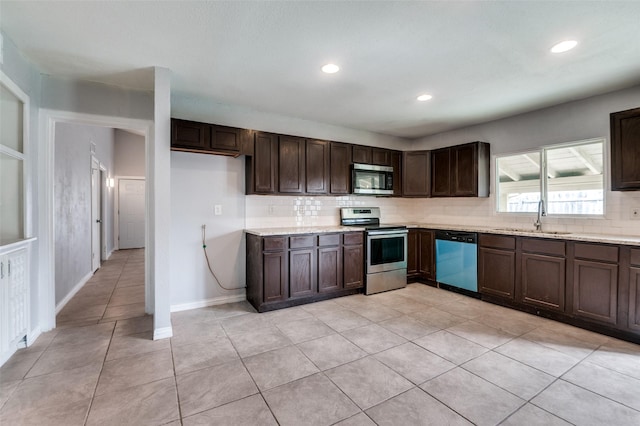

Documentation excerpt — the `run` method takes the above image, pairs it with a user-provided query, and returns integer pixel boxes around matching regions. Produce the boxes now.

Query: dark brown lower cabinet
[629,267,640,331]
[343,233,364,290]
[479,248,515,299]
[290,248,316,298]
[247,232,364,312]
[318,246,342,293]
[263,251,287,303]
[572,260,618,325]
[478,234,516,300]
[418,230,435,280]
[520,253,566,311]
[407,228,435,283]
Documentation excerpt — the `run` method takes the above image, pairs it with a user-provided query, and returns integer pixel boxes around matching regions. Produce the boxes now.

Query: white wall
[170,152,246,309]
[54,122,115,305]
[114,129,145,177]
[408,85,640,235]
[41,75,154,121]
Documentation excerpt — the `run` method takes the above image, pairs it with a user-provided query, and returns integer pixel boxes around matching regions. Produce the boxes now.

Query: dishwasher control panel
[434,230,477,244]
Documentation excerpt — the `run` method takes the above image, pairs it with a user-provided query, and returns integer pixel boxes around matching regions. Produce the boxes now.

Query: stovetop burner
[340,207,406,232]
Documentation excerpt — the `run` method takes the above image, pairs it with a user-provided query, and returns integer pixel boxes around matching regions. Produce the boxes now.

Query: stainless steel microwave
[352,163,394,195]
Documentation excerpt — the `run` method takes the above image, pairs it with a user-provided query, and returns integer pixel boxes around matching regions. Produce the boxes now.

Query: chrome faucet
[534,200,546,231]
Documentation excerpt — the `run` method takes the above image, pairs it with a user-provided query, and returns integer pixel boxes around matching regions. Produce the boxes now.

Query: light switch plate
[214,205,222,215]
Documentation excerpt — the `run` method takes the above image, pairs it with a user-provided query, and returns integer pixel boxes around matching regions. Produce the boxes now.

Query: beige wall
[114,129,145,177]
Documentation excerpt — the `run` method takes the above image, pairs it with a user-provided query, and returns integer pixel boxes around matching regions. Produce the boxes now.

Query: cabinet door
[171,119,209,150]
[611,107,640,190]
[318,246,343,293]
[306,139,329,194]
[630,267,640,331]
[210,124,241,153]
[372,148,391,166]
[418,230,435,280]
[391,151,402,196]
[264,251,287,302]
[290,249,316,297]
[407,229,418,276]
[352,145,372,164]
[279,136,305,193]
[431,148,451,197]
[521,253,566,311]
[453,143,477,196]
[253,132,278,194]
[479,247,515,299]
[330,142,351,194]
[343,244,364,289]
[403,151,431,197]
[572,260,618,325]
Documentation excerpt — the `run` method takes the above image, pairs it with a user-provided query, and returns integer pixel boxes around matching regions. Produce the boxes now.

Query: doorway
[118,178,146,249]
[90,157,101,272]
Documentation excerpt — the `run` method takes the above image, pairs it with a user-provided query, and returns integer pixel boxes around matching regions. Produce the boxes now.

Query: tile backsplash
[245,192,640,236]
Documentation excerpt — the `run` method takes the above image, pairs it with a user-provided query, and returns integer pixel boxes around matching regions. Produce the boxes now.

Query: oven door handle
[367,229,408,236]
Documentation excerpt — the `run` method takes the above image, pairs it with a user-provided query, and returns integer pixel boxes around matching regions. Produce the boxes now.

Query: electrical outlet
[632,208,640,220]
[268,205,275,215]
[214,205,222,216]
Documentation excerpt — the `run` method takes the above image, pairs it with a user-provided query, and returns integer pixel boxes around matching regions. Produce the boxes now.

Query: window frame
[495,137,607,218]
[0,70,31,246]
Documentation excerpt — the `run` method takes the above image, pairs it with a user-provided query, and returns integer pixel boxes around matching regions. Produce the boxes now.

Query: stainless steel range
[340,207,408,295]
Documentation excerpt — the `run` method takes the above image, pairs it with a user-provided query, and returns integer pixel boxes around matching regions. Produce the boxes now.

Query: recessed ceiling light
[321,63,340,74]
[550,40,578,53]
[417,94,433,101]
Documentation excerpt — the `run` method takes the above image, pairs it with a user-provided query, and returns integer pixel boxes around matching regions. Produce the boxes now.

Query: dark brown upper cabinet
[611,107,640,191]
[171,118,242,157]
[247,131,278,194]
[352,145,372,164]
[305,139,330,194]
[329,142,352,194]
[372,148,392,166]
[210,124,241,154]
[171,119,209,151]
[431,142,490,197]
[278,136,305,193]
[391,151,402,196]
[402,151,431,197]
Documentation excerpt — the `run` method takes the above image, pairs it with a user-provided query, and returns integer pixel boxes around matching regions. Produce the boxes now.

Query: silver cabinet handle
[7,260,10,276]
[1,261,3,279]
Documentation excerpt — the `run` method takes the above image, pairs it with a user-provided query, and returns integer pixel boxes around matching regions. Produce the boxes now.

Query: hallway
[56,249,147,327]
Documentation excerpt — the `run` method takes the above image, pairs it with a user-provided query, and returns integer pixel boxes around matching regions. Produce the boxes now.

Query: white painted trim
[38,109,153,333]
[55,270,93,314]
[170,294,247,313]
[27,325,42,347]
[153,326,173,340]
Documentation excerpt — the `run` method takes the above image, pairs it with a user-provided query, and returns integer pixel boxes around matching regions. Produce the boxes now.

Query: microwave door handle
[367,229,408,236]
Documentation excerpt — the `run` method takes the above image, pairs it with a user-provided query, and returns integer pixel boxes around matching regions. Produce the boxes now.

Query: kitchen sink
[492,228,571,235]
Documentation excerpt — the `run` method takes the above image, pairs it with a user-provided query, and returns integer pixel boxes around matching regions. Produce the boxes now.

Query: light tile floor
[2,250,640,425]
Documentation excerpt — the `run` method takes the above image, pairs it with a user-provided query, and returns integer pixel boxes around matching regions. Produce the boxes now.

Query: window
[496,139,604,215]
[0,73,29,245]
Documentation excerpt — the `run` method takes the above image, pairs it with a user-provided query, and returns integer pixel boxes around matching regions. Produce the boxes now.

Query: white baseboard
[106,250,114,260]
[55,271,94,314]
[153,326,173,340]
[27,325,42,347]
[170,293,247,313]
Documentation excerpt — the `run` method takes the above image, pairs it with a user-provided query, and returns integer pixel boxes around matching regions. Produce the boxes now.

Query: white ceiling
[2,1,640,139]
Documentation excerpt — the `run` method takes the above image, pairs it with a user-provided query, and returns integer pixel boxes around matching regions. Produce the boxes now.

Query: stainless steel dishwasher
[435,230,478,293]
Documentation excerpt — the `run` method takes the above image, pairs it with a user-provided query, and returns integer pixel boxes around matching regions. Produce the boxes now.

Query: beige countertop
[245,223,640,246]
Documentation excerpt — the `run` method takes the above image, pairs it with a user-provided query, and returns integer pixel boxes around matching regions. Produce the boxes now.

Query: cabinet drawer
[263,237,287,251]
[521,238,565,256]
[479,234,515,250]
[574,243,619,263]
[289,235,315,249]
[631,249,640,266]
[318,234,340,247]
[343,232,364,245]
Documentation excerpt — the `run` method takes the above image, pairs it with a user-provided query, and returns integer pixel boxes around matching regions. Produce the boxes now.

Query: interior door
[91,158,101,272]
[118,179,145,249]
